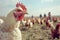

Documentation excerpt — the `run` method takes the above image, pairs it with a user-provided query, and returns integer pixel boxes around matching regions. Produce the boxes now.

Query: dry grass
[20,23,60,40]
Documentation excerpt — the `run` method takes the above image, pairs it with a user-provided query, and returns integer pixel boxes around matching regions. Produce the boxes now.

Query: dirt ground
[20,23,60,40]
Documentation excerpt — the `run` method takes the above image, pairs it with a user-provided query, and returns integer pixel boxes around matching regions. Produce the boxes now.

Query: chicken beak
[23,11,28,14]
[25,12,28,14]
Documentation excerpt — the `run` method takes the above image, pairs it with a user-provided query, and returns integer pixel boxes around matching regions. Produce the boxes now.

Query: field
[20,23,60,40]
[0,16,60,40]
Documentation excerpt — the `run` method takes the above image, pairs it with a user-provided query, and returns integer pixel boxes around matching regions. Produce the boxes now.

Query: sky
[0,0,60,17]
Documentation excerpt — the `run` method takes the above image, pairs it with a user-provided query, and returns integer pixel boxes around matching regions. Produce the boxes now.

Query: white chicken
[0,2,28,40]
[0,19,4,25]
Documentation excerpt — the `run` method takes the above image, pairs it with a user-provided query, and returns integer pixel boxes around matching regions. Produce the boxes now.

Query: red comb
[16,2,27,11]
